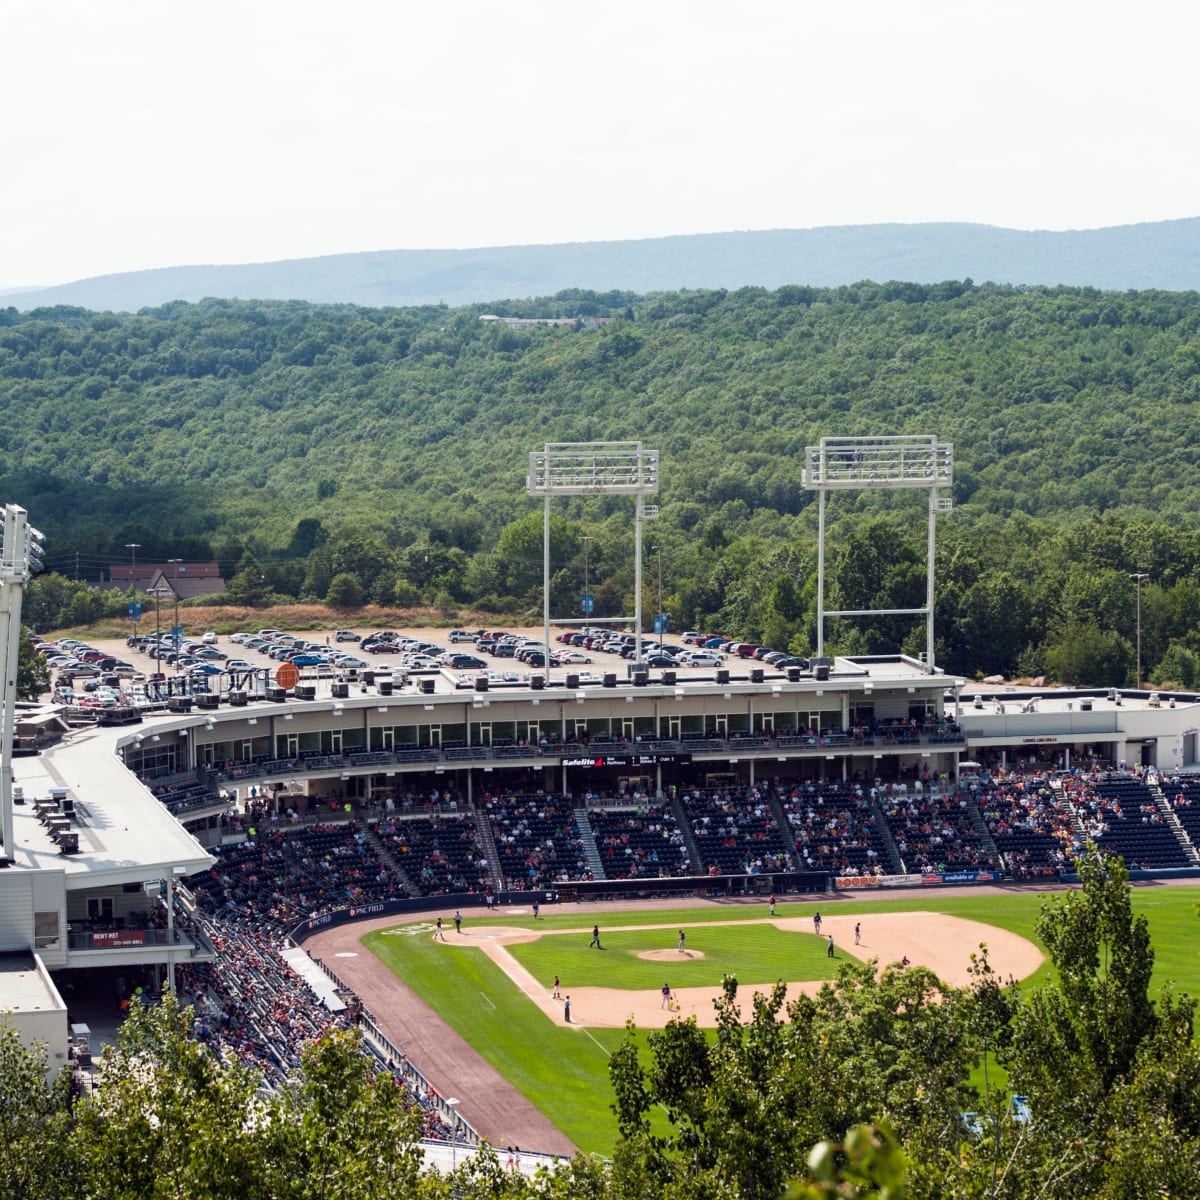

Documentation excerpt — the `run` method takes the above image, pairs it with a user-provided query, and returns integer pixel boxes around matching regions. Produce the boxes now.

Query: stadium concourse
[5,633,1200,1154]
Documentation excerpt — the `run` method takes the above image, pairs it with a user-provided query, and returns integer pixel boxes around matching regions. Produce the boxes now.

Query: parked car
[201,631,218,644]
[555,650,593,664]
[447,654,486,670]
[225,659,254,671]
[335,629,361,642]
[681,651,723,667]
[644,654,677,668]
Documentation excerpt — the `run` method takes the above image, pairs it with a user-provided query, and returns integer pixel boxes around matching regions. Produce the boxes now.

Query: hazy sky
[3,0,1195,287]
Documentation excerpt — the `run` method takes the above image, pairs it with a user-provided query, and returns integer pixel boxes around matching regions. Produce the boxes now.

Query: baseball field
[304,883,1200,1157]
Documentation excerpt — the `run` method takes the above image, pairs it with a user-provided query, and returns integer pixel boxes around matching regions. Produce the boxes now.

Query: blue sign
[581,593,594,614]
[653,613,669,633]
[127,602,142,620]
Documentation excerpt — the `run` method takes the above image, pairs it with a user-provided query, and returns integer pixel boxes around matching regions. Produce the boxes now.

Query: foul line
[579,1025,608,1056]
[480,991,496,1010]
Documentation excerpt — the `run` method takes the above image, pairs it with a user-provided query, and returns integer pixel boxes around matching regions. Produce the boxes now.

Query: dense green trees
[6,284,1200,681]
[16,627,49,700]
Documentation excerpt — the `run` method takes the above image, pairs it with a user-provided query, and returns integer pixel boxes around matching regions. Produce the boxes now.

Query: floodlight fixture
[804,434,953,673]
[527,441,660,672]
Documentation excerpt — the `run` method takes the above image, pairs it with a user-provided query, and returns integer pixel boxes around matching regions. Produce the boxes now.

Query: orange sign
[275,662,299,690]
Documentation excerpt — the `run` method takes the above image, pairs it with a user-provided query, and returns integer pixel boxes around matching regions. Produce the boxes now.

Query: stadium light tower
[0,504,46,864]
[803,435,953,674]
[527,442,660,671]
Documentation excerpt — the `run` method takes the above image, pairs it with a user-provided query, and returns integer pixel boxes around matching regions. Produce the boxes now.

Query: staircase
[1052,778,1088,841]
[473,809,505,892]
[868,796,905,875]
[767,791,800,868]
[362,824,419,896]
[669,793,704,875]
[963,794,1003,869]
[573,806,606,879]
[1147,778,1200,864]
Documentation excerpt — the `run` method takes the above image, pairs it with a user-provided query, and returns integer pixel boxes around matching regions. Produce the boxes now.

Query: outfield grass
[363,886,1200,1157]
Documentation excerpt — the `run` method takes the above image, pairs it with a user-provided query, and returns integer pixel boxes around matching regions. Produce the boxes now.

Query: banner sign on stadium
[91,929,146,948]
[834,876,880,890]
[921,870,997,885]
[878,874,925,887]
[561,753,691,767]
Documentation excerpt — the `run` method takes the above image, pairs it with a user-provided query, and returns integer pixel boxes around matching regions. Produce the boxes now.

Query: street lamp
[125,542,141,574]
[581,536,594,617]
[1130,573,1150,689]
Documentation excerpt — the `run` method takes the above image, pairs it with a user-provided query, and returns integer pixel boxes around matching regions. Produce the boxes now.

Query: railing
[193,728,964,787]
[309,956,481,1146]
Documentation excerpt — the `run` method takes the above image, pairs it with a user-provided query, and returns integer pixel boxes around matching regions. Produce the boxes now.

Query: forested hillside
[5,282,1200,684]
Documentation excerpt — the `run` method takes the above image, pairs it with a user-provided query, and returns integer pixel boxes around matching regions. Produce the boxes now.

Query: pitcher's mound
[638,948,706,961]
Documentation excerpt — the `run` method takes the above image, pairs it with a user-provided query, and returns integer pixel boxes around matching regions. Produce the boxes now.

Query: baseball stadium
[3,447,1200,1189]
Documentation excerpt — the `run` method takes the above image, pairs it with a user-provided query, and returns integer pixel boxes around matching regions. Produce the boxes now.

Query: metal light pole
[653,544,664,648]
[124,547,142,643]
[168,559,183,669]
[1130,573,1149,688]
[582,536,593,617]
[149,581,174,680]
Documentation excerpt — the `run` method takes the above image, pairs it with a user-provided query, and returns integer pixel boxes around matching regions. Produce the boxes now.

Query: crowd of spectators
[483,793,587,889]
[974,774,1077,877]
[586,803,692,878]
[679,786,793,875]
[374,815,487,894]
[1060,772,1192,869]
[778,782,886,876]
[190,822,407,926]
[881,790,996,874]
[171,914,452,1138]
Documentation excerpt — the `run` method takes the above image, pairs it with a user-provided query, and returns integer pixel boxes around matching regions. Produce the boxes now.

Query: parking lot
[39,622,763,706]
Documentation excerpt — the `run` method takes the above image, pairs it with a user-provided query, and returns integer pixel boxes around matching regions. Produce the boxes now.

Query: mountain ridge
[8,218,1200,313]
